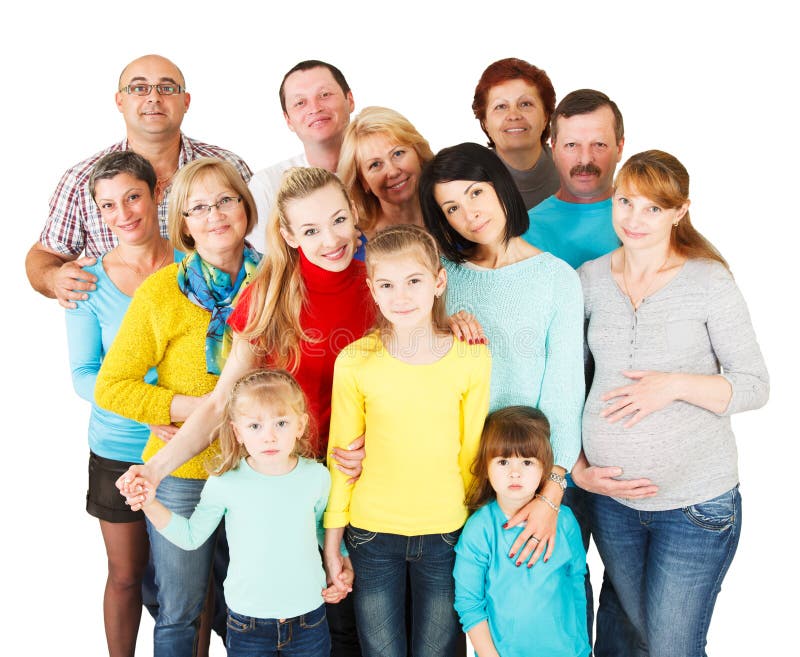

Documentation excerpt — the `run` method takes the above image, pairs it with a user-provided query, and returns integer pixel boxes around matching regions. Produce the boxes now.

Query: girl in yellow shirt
[323,224,491,657]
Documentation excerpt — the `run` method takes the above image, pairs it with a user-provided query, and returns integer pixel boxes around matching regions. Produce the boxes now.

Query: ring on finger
[530,536,541,544]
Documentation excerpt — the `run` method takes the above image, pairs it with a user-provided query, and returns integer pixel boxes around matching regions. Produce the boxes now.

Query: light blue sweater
[454,501,590,657]
[65,252,181,462]
[444,253,584,470]
[160,457,331,619]
[523,196,619,269]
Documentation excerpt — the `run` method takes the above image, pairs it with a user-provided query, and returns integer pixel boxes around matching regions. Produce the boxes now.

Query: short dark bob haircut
[419,142,529,263]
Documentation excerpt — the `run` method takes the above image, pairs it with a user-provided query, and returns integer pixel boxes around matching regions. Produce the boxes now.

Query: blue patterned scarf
[177,246,261,374]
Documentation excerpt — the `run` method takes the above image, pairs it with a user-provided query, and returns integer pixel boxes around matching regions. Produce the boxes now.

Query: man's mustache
[570,163,601,177]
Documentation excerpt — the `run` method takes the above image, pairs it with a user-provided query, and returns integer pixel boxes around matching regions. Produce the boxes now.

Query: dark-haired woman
[577,150,768,655]
[420,142,583,565]
[66,151,181,656]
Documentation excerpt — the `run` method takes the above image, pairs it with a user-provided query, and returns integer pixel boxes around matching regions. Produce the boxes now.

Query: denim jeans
[225,604,330,657]
[346,526,461,657]
[146,475,223,657]
[563,482,641,656]
[590,487,741,657]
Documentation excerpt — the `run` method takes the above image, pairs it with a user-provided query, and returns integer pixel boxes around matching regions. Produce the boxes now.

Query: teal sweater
[160,457,330,619]
[444,253,584,470]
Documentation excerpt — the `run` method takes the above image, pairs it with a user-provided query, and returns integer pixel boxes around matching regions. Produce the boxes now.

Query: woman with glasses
[95,157,260,657]
[66,151,181,657]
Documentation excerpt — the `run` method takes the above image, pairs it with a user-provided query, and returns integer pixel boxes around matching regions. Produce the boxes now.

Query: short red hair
[472,58,556,148]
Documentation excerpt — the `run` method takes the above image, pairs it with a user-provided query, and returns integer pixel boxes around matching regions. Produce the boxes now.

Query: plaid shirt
[40,134,252,258]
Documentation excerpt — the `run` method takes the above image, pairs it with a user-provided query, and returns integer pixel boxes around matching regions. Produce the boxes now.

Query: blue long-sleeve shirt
[65,252,180,462]
[454,501,590,657]
[444,253,584,470]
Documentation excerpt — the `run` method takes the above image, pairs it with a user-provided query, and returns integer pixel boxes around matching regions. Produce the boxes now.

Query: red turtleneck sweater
[228,249,374,455]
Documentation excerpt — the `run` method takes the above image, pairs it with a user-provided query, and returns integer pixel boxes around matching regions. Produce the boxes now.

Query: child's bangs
[235,383,304,419]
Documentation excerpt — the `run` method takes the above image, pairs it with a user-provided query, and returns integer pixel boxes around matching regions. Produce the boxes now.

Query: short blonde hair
[168,157,257,252]
[337,106,434,234]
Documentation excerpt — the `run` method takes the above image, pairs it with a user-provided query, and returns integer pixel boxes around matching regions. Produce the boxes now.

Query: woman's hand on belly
[600,370,679,428]
[571,451,658,499]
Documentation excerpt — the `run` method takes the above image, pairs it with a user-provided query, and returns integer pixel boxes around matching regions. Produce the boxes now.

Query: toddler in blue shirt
[454,406,590,657]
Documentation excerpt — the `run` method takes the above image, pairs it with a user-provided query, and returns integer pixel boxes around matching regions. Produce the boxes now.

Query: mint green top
[444,252,584,470]
[160,457,330,618]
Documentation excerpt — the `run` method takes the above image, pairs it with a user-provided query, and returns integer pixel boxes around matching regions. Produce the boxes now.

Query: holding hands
[116,464,161,512]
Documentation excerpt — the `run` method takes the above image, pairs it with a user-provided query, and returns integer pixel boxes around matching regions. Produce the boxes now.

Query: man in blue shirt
[523,89,624,268]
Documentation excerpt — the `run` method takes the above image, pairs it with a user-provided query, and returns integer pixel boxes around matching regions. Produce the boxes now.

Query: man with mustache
[248,60,354,252]
[25,54,252,308]
[523,89,624,268]
[522,89,642,657]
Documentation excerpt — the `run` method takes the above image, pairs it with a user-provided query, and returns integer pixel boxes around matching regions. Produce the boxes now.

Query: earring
[673,222,679,228]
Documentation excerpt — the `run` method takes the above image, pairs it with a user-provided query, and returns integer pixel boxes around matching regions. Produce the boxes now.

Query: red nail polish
[515,561,521,567]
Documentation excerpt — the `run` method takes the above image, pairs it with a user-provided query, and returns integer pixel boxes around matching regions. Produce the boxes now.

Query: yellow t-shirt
[324,332,491,535]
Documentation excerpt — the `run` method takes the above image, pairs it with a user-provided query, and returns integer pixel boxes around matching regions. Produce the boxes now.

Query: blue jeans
[346,526,461,657]
[225,604,330,657]
[563,482,640,656]
[590,487,741,657]
[147,475,223,657]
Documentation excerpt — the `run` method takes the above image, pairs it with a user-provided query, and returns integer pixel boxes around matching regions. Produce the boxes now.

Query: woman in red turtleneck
[228,233,373,456]
[116,166,373,480]
[117,167,373,657]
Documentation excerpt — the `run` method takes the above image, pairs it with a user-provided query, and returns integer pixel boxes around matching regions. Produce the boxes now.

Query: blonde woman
[337,106,434,240]
[118,167,374,656]
[96,157,260,657]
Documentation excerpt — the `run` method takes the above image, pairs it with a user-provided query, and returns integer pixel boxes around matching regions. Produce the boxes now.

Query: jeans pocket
[682,487,739,531]
[440,529,462,547]
[227,610,253,633]
[299,604,327,629]
[346,525,377,550]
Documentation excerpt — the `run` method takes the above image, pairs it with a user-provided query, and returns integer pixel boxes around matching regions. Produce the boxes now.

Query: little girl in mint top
[454,406,590,657]
[133,369,350,657]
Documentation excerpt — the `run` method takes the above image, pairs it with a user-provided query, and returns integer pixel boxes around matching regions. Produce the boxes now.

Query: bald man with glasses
[26,53,252,308]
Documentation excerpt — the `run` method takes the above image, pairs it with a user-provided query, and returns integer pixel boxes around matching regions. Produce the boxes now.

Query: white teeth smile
[388,178,409,191]
[323,245,346,259]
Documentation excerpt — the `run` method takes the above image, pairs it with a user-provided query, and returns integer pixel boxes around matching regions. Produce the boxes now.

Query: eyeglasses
[119,83,186,96]
[183,196,243,218]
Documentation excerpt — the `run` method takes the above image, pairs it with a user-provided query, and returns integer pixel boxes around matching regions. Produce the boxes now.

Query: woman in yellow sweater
[95,158,260,657]
[323,225,491,657]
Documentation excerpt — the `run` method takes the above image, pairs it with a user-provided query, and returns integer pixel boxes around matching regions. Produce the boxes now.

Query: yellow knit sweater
[95,263,221,479]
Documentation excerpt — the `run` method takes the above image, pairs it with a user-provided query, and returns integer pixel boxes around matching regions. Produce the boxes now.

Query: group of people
[27,53,769,657]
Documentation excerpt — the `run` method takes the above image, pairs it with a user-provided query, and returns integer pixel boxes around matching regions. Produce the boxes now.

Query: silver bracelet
[536,493,559,513]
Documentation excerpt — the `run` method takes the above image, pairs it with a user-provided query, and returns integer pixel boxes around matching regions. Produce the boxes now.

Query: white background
[1,1,794,654]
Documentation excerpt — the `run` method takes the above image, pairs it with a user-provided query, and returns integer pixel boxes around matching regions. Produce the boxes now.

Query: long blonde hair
[238,167,353,369]
[615,150,729,270]
[211,369,315,476]
[365,224,450,337]
[337,106,434,234]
